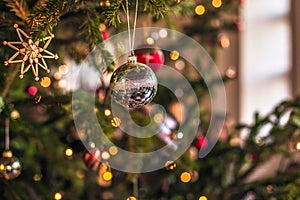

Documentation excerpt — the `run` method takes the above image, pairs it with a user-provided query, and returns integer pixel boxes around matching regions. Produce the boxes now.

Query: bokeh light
[54,192,63,200]
[103,171,113,181]
[195,5,205,15]
[199,196,208,200]
[170,50,180,61]
[212,0,222,8]
[64,147,73,158]
[40,77,51,88]
[180,171,191,183]
[109,146,118,155]
[101,151,110,160]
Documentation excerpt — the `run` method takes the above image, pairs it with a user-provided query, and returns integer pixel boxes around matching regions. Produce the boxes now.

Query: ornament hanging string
[126,0,139,56]
[5,118,10,150]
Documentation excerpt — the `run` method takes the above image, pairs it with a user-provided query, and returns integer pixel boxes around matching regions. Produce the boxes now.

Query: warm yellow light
[10,109,20,120]
[53,72,62,80]
[109,146,118,155]
[40,77,51,88]
[296,142,300,150]
[104,109,111,117]
[58,65,68,75]
[0,164,4,170]
[180,172,191,183]
[126,197,137,200]
[219,35,230,48]
[99,23,106,31]
[102,151,110,160]
[58,79,67,89]
[212,0,222,8]
[103,171,112,181]
[170,50,180,61]
[199,196,208,200]
[54,192,63,200]
[33,173,42,181]
[195,5,205,15]
[165,161,176,170]
[146,37,155,45]
[111,117,121,127]
[65,148,73,157]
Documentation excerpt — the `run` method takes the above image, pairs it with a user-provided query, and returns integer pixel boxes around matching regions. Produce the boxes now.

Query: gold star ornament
[3,24,58,81]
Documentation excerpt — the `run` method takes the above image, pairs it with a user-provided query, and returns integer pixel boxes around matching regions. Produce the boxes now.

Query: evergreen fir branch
[103,0,123,26]
[29,0,78,40]
[144,0,167,18]
[84,4,115,72]
[3,0,29,22]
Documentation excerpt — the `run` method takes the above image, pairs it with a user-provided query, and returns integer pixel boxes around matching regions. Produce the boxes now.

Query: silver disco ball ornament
[110,56,158,109]
[0,150,22,180]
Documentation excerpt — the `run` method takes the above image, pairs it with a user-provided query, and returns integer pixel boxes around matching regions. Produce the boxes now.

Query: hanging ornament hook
[126,0,139,56]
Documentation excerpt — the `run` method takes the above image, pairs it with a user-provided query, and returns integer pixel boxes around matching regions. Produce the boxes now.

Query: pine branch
[29,0,78,40]
[3,0,29,23]
[103,0,123,26]
[144,0,167,18]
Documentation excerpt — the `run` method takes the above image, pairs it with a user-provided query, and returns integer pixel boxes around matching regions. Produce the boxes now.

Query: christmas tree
[0,0,299,200]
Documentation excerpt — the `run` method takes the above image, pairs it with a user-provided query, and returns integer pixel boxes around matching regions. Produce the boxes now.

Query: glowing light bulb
[109,146,118,155]
[170,50,180,61]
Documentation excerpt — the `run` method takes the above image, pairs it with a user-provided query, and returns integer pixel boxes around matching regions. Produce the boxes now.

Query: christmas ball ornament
[194,137,208,149]
[135,45,164,72]
[83,148,101,171]
[102,31,109,40]
[110,56,158,109]
[26,86,38,96]
[0,150,22,180]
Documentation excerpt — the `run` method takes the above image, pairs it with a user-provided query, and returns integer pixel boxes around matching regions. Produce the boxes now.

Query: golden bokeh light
[58,65,68,75]
[146,37,155,45]
[40,77,51,88]
[170,50,180,61]
[219,35,230,48]
[111,117,121,127]
[195,5,205,15]
[103,171,113,181]
[65,147,73,157]
[10,109,20,120]
[199,196,208,200]
[109,146,118,155]
[126,197,137,200]
[212,0,222,8]
[54,192,63,200]
[165,161,176,170]
[180,172,191,183]
[296,142,300,150]
[104,109,112,117]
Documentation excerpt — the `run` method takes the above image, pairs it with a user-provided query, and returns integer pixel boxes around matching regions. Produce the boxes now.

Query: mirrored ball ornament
[0,150,22,180]
[110,56,158,109]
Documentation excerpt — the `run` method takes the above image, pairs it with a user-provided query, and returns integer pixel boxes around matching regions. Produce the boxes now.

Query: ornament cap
[127,55,137,64]
[2,150,13,158]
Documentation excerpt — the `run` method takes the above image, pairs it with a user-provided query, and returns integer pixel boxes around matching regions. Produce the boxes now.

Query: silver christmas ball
[0,150,22,180]
[110,56,157,109]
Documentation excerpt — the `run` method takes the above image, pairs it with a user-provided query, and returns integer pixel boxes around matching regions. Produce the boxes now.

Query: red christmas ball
[26,86,38,96]
[194,137,208,149]
[83,148,101,171]
[102,31,109,40]
[135,45,164,72]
